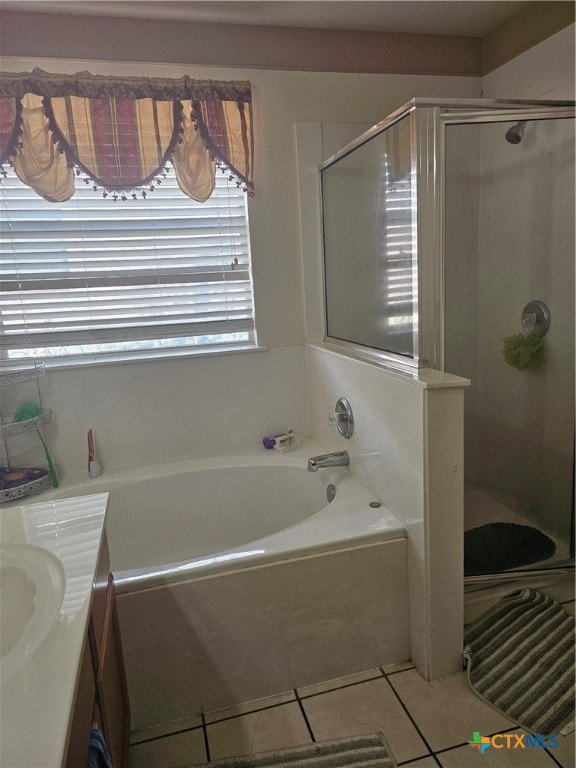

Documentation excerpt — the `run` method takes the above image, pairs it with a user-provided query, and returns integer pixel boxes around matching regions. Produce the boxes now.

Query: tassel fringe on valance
[0,69,254,202]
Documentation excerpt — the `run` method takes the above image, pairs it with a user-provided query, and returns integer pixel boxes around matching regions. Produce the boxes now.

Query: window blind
[382,166,414,337]
[0,166,255,361]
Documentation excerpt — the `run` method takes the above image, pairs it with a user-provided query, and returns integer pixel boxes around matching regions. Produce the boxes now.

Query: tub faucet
[307,451,350,472]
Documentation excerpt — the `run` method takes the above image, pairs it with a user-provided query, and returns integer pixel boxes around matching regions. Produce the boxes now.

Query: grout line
[294,688,316,743]
[381,664,416,677]
[545,745,567,767]
[397,754,442,767]
[201,713,211,763]
[130,722,204,746]
[297,670,386,700]
[201,697,297,726]
[432,726,520,757]
[435,731,564,768]
[381,675,437,759]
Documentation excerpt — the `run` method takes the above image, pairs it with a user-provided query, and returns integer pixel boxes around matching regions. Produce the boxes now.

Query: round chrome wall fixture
[521,300,551,337]
[329,397,354,439]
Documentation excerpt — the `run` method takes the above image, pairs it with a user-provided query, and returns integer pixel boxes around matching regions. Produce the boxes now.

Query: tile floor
[129,598,575,768]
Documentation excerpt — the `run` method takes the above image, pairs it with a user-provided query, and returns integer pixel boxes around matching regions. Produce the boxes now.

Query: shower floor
[464,480,572,573]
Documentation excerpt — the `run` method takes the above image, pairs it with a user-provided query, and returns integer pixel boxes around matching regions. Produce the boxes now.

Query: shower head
[505,120,527,144]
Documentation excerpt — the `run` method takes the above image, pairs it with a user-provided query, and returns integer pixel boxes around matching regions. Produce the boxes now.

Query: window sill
[33,344,270,372]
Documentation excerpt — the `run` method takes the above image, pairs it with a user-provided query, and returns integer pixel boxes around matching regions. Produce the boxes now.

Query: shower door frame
[319,100,423,371]
[431,103,576,373]
[319,98,575,376]
[435,103,576,581]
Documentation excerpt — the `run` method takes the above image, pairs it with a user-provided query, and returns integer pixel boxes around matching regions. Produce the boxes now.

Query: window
[0,166,256,364]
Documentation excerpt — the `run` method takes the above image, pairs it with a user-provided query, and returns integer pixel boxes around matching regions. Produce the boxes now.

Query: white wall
[482,23,575,100]
[1,54,480,476]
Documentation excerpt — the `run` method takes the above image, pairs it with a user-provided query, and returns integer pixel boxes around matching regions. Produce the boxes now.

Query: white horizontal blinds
[0,165,254,355]
[382,161,414,337]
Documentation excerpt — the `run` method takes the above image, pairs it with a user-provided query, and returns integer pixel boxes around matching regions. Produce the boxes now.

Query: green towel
[502,332,545,370]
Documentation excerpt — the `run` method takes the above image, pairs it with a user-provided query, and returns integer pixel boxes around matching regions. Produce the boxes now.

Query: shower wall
[445,116,575,546]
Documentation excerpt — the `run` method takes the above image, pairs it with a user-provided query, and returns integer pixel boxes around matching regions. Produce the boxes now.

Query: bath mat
[464,588,575,735]
[464,522,556,575]
[190,733,397,767]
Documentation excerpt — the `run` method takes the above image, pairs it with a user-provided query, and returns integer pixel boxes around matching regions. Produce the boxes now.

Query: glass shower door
[321,114,418,364]
[443,114,575,577]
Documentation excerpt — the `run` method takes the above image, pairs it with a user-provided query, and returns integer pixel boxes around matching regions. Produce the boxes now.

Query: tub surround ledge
[305,343,471,389]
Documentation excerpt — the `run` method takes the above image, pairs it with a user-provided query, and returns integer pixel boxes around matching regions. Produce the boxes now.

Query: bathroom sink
[0,543,65,681]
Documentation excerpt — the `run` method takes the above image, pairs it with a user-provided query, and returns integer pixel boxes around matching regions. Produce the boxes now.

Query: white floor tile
[128,727,206,768]
[388,670,514,752]
[130,714,203,746]
[551,730,576,768]
[297,667,383,698]
[127,649,573,768]
[206,701,311,760]
[301,676,429,763]
[438,729,559,767]
[204,691,296,724]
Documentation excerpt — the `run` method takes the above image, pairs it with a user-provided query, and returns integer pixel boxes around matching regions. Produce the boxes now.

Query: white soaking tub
[46,440,409,732]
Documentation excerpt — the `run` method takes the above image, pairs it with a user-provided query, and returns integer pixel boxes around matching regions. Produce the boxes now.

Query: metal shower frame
[319,97,575,373]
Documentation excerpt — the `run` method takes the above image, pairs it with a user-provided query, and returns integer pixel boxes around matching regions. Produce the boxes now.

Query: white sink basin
[0,543,65,681]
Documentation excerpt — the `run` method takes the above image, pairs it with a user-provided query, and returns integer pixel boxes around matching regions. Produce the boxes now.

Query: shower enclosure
[320,98,575,580]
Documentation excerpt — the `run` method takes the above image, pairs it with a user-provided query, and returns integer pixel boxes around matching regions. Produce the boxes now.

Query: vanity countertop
[0,493,108,768]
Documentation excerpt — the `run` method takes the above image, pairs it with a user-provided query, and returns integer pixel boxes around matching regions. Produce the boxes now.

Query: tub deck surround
[0,493,108,768]
[118,538,409,731]
[42,441,409,731]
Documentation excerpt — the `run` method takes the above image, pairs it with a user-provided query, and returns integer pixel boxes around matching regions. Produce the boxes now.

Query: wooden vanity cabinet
[90,572,131,767]
[65,532,130,768]
[65,638,96,767]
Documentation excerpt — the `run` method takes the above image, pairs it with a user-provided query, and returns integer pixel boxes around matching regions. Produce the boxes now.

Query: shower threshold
[465,563,575,586]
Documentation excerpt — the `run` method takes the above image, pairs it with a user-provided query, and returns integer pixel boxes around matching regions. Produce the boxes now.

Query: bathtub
[46,440,409,732]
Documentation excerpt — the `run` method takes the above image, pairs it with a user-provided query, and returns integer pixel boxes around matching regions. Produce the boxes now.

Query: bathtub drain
[326,483,336,503]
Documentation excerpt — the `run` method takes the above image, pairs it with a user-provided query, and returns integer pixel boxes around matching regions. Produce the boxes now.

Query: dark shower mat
[465,522,556,576]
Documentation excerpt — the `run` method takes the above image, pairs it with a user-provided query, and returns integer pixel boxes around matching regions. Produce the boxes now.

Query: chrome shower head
[505,120,527,144]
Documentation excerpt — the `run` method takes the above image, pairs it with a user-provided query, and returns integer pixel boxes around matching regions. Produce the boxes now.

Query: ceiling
[0,1,534,38]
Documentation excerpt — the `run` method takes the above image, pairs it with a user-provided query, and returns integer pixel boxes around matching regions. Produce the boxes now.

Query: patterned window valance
[0,69,254,202]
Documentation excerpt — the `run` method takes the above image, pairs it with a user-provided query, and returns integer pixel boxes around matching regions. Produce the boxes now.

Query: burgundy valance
[0,69,254,202]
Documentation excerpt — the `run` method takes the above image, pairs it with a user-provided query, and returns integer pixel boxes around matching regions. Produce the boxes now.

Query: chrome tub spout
[307,451,350,472]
